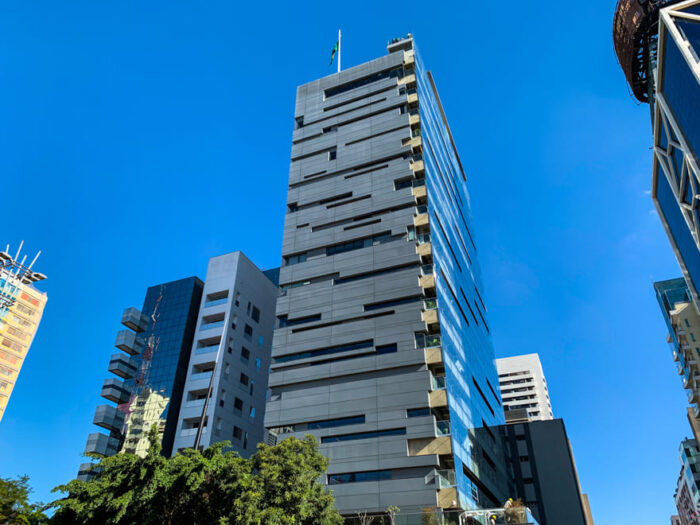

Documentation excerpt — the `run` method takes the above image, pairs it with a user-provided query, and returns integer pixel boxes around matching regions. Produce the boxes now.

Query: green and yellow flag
[330,41,339,65]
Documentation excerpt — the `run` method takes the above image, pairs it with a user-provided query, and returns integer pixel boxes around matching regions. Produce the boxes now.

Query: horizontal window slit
[290,310,395,333]
[323,85,396,111]
[322,428,406,444]
[334,262,420,285]
[345,125,409,146]
[289,153,407,189]
[326,194,371,209]
[344,218,381,230]
[364,295,421,311]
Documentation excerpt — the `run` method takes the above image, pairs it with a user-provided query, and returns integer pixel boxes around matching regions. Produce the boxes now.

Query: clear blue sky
[0,0,686,522]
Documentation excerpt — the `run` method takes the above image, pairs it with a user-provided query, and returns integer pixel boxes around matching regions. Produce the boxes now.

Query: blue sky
[0,0,687,521]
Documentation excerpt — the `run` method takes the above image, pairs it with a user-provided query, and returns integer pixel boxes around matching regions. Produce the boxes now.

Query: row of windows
[273,341,397,364]
[283,232,396,266]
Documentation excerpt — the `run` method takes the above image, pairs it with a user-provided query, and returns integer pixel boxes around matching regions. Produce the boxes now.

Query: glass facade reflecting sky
[121,276,203,456]
[415,47,512,509]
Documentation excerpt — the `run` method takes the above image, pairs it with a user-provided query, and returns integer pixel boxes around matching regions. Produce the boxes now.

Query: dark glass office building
[614,0,700,306]
[79,277,203,478]
[265,35,512,518]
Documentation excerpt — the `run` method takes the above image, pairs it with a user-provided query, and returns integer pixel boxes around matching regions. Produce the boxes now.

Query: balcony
[462,508,538,525]
[422,298,439,325]
[436,469,456,488]
[435,419,451,437]
[689,389,699,405]
[416,234,432,258]
[674,350,681,362]
[121,307,149,333]
[84,432,120,456]
[190,370,214,383]
[409,108,420,126]
[100,378,131,404]
[414,205,429,228]
[93,404,125,433]
[108,353,138,379]
[431,374,446,390]
[114,330,145,356]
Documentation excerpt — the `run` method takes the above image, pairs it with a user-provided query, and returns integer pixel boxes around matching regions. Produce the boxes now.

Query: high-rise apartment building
[0,244,47,423]
[496,354,553,421]
[80,252,278,479]
[172,252,278,455]
[674,438,700,525]
[655,278,700,443]
[264,35,512,518]
[613,0,700,306]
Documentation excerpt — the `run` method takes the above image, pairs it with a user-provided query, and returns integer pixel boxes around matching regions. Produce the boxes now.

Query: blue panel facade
[415,47,512,509]
[122,276,203,456]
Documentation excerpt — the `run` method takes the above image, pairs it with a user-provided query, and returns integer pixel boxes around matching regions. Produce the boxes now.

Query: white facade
[496,353,553,421]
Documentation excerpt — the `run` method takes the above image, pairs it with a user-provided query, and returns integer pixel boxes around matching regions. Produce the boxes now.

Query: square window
[233,426,243,440]
[240,373,249,386]
[328,149,337,161]
[234,397,243,411]
[244,324,253,340]
[252,306,260,323]
[241,347,250,361]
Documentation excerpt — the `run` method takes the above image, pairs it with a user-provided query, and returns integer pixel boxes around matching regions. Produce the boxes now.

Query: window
[244,324,253,340]
[240,373,249,386]
[321,428,406,444]
[407,408,431,418]
[258,335,264,348]
[328,470,391,485]
[241,347,250,361]
[252,306,260,323]
[284,253,307,266]
[255,357,261,369]
[224,363,230,376]
[231,315,237,330]
[249,379,255,396]
[328,149,337,161]
[234,397,243,413]
[249,407,256,419]
[308,415,365,429]
[394,178,413,190]
[216,417,223,431]
[247,301,252,315]
[295,117,304,128]
[243,431,248,449]
[233,426,243,440]
[326,232,393,256]
[278,314,322,328]
[686,319,691,328]
[235,292,240,307]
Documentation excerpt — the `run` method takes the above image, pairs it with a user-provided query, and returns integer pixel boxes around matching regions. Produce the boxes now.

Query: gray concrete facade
[264,37,504,517]
[172,251,278,456]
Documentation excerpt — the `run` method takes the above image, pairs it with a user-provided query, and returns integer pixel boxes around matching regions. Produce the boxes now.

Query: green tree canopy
[49,426,343,525]
[0,475,47,525]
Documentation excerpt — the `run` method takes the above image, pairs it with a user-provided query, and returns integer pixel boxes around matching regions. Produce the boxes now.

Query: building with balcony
[496,354,553,422]
[655,278,700,442]
[613,0,700,308]
[0,244,47,423]
[674,439,700,525]
[78,276,204,479]
[171,252,278,456]
[264,35,513,519]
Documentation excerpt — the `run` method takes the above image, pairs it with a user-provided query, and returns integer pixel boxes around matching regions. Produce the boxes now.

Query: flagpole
[338,29,341,73]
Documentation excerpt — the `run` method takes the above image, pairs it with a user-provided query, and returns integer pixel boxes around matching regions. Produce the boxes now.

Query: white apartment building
[496,353,553,421]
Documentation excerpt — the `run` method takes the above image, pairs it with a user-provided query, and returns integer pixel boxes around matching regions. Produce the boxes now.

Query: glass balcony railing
[203,298,227,308]
[461,507,538,525]
[201,320,225,331]
[426,334,441,348]
[417,233,431,244]
[436,469,456,488]
[421,264,434,276]
[194,346,217,356]
[431,374,446,390]
[409,108,420,116]
[185,398,206,408]
[413,178,426,187]
[415,205,428,215]
[435,419,451,436]
[423,298,437,310]
[190,371,213,383]
[406,87,417,95]
[412,153,423,162]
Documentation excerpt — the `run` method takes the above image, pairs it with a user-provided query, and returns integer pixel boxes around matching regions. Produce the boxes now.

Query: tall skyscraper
[264,35,512,517]
[171,252,278,455]
[613,0,700,306]
[654,278,700,443]
[496,354,553,422]
[80,251,278,479]
[673,438,700,525]
[0,243,47,423]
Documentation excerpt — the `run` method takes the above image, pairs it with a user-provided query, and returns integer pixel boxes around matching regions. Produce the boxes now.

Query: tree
[0,475,47,525]
[49,426,342,525]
